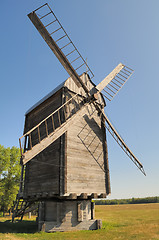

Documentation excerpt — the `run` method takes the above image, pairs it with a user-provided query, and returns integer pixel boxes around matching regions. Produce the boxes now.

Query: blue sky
[0,0,158,199]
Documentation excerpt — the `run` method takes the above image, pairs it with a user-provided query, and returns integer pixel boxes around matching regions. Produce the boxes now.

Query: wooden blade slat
[96,63,124,92]
[96,64,134,102]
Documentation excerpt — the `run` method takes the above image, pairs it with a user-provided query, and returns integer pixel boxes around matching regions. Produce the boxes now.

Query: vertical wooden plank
[58,110,61,126]
[63,89,67,194]
[67,97,71,117]
[63,105,67,121]
[76,94,81,109]
[19,138,23,156]
[72,98,76,113]
[38,126,41,143]
[29,133,32,149]
[19,165,24,193]
[59,134,64,196]
[45,120,48,137]
[64,132,67,193]
[51,115,55,131]
[23,135,28,153]
[101,116,111,194]
[59,88,65,196]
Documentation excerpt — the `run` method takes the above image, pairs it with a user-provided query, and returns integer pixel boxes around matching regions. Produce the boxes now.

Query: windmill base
[38,200,102,232]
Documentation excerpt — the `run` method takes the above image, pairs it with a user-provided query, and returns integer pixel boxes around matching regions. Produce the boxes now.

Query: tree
[0,145,21,215]
[0,145,9,204]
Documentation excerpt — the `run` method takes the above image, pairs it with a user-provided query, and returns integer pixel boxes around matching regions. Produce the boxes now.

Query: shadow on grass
[0,220,38,234]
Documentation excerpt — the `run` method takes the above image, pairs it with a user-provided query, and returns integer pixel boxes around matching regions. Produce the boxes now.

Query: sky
[0,0,159,199]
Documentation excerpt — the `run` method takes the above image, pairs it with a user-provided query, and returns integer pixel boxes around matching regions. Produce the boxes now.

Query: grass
[0,203,159,240]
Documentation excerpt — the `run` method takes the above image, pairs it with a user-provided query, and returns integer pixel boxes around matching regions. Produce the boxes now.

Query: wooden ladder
[12,194,37,222]
[12,196,27,221]
[20,94,95,165]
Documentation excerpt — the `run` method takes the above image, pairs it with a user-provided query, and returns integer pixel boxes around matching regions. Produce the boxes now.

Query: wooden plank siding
[23,73,109,199]
[24,89,65,197]
[24,139,60,195]
[65,88,107,195]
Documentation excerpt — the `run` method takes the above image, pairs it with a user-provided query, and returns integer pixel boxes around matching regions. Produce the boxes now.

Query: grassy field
[0,203,158,240]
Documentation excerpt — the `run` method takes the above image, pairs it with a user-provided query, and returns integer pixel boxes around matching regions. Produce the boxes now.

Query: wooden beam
[101,115,111,195]
[68,193,77,199]
[78,193,88,199]
[96,63,124,93]
[22,101,91,165]
[28,12,90,95]
[98,193,106,198]
[90,193,98,199]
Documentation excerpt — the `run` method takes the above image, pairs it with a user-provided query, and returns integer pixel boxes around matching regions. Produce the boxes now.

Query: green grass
[0,203,159,240]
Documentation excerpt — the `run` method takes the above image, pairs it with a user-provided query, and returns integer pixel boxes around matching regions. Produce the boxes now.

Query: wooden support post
[63,105,66,121]
[76,95,80,109]
[38,126,41,143]
[72,98,77,113]
[58,110,61,126]
[19,138,23,156]
[29,133,32,149]
[51,115,55,131]
[45,120,48,136]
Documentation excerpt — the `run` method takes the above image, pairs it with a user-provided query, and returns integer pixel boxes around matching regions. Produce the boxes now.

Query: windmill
[12,3,145,232]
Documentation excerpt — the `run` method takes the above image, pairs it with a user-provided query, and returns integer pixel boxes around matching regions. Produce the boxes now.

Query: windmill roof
[25,73,105,115]
[25,80,66,115]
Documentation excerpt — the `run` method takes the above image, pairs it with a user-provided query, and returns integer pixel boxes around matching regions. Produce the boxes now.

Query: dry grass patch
[0,203,158,240]
[96,203,159,240]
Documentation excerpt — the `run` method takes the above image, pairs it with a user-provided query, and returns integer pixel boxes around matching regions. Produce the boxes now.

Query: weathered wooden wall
[64,86,107,195]
[24,89,65,197]
[64,73,104,107]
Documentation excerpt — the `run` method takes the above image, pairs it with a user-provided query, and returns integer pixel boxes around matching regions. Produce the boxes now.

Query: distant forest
[94,196,159,205]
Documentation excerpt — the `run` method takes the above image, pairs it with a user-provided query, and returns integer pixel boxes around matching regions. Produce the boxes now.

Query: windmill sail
[28,3,93,95]
[95,64,134,101]
[103,112,146,176]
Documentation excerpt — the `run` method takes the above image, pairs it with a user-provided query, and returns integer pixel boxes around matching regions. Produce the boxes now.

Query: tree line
[0,145,21,216]
[94,196,159,205]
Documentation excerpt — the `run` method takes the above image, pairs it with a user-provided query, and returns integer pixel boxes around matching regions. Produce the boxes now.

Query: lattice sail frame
[29,3,94,81]
[95,63,134,102]
[101,65,134,101]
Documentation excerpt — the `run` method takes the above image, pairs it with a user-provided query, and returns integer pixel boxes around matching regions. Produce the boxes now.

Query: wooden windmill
[12,3,145,232]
